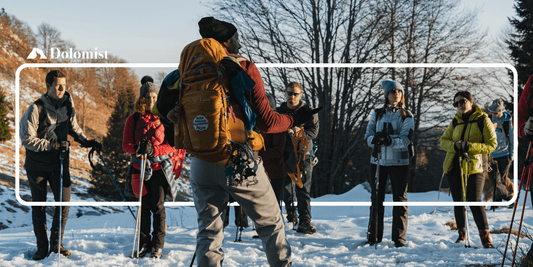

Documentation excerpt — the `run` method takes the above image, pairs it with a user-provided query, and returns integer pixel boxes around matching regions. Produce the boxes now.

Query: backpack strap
[454,114,485,143]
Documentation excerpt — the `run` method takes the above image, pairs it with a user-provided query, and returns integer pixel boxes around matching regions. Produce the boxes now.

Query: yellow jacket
[440,104,497,174]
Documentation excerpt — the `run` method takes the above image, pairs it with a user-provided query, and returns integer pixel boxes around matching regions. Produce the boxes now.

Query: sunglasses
[453,99,469,107]
[286,92,300,97]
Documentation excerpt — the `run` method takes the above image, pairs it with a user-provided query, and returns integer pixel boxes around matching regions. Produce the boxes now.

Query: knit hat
[382,79,404,99]
[487,98,505,113]
[139,82,158,98]
[198,17,237,43]
[140,75,154,85]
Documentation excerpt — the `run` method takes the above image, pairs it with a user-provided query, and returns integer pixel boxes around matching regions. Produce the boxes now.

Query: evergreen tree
[89,73,137,199]
[0,90,11,141]
[508,0,533,88]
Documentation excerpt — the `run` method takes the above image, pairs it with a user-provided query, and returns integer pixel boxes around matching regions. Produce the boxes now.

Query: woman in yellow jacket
[440,91,497,248]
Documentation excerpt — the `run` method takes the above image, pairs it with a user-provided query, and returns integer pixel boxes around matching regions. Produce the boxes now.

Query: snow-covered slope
[0,182,531,266]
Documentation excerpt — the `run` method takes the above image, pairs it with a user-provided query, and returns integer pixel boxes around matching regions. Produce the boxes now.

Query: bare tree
[215,0,490,195]
[36,22,63,58]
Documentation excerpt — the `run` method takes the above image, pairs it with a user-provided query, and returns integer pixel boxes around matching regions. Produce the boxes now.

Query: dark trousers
[283,170,313,222]
[367,164,409,244]
[140,170,168,250]
[27,167,71,250]
[269,177,286,208]
[447,163,489,232]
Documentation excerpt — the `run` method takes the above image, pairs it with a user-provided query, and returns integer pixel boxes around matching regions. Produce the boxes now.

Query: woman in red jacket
[123,81,177,259]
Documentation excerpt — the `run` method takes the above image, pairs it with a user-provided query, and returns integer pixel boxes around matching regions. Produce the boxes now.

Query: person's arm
[518,75,533,138]
[156,69,181,120]
[439,121,457,153]
[123,114,136,154]
[509,117,514,157]
[240,60,294,133]
[303,108,319,140]
[20,103,52,152]
[364,110,378,148]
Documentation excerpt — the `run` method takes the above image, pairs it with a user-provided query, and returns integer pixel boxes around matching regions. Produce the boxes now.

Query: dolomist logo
[27,47,109,60]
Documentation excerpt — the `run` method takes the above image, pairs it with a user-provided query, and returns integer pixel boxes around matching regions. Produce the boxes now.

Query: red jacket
[259,132,287,180]
[518,75,533,138]
[123,112,176,171]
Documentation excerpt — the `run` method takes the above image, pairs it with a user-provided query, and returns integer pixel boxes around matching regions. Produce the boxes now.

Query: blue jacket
[490,111,513,158]
[365,106,415,166]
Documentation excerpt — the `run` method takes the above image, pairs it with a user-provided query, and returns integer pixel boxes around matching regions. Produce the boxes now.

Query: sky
[2,0,517,80]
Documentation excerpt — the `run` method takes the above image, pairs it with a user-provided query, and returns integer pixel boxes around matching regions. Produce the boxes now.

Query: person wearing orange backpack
[157,17,320,267]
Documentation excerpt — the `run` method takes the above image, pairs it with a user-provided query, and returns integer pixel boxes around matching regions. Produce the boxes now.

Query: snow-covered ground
[0,182,531,267]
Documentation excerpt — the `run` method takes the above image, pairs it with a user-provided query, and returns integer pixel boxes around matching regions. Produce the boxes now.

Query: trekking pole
[430,172,449,214]
[511,166,532,267]
[89,148,136,220]
[372,144,381,249]
[131,154,147,260]
[502,142,532,267]
[57,149,66,266]
[460,155,471,248]
[190,251,196,267]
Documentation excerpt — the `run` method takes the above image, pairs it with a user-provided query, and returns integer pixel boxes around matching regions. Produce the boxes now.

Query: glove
[526,117,533,141]
[51,141,70,151]
[372,132,392,146]
[135,139,155,157]
[82,139,103,151]
[291,106,323,126]
[167,105,181,123]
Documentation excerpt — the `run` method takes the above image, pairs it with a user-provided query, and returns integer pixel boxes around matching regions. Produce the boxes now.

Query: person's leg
[447,164,466,230]
[48,166,71,250]
[269,178,285,208]
[495,156,513,201]
[466,173,489,232]
[367,164,389,244]
[296,168,312,222]
[190,158,229,267]
[224,162,291,267]
[150,171,168,251]
[27,169,51,258]
[139,179,152,250]
[389,165,409,245]
[282,176,297,223]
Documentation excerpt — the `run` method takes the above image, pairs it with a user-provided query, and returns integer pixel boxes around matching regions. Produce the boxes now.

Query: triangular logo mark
[27,48,47,59]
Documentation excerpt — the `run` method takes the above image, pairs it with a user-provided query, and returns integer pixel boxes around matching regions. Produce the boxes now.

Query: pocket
[181,89,225,152]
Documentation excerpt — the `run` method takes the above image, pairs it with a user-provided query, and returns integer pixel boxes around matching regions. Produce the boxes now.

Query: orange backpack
[175,38,263,162]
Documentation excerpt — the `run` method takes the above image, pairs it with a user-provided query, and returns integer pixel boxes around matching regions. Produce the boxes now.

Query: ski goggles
[453,99,469,107]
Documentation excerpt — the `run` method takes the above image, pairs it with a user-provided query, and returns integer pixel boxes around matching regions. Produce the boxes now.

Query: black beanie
[141,75,154,85]
[198,17,237,43]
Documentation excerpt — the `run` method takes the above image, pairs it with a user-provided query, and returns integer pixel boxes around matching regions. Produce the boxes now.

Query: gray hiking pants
[190,157,292,267]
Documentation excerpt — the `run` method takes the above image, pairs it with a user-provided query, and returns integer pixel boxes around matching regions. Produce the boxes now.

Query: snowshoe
[296,220,316,235]
[287,128,308,188]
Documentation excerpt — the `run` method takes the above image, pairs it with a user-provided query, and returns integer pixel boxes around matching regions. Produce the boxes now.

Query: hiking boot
[455,229,466,243]
[151,248,163,259]
[133,244,151,258]
[479,231,494,248]
[394,241,405,248]
[49,245,71,257]
[33,247,48,260]
[297,220,317,234]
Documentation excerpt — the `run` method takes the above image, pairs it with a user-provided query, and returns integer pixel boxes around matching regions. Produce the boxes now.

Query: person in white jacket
[364,79,415,248]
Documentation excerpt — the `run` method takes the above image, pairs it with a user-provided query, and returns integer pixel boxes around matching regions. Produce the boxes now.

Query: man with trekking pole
[20,70,102,260]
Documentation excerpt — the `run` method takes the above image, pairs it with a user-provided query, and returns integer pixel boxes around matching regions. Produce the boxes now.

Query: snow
[0,181,531,266]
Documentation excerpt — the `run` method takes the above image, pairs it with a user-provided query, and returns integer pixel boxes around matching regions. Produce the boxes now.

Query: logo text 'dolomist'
[50,48,108,60]
[27,47,108,60]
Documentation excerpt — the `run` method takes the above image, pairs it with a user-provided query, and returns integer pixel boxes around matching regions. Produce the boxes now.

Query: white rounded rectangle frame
[15,63,518,207]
